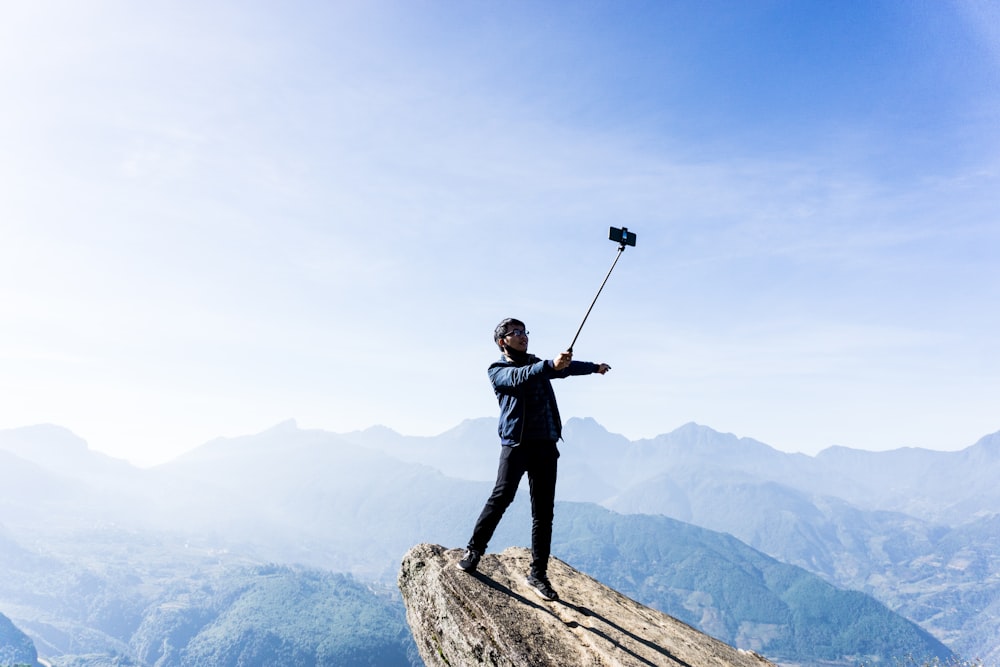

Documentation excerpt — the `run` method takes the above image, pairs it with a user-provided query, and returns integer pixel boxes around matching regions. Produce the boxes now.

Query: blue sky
[2,1,998,466]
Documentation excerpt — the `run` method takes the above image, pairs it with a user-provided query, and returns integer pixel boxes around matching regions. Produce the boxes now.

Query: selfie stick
[567,226,637,353]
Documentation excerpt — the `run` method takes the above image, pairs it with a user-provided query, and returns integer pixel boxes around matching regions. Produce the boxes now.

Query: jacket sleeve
[549,360,600,379]
[489,360,550,391]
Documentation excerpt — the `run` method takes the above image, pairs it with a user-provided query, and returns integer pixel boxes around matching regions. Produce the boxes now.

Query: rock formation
[398,543,775,667]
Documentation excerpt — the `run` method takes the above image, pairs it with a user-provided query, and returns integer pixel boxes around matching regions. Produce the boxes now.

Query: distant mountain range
[341,416,1000,525]
[1,419,996,665]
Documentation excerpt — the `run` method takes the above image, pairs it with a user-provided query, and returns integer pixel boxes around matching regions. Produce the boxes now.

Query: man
[457,317,610,601]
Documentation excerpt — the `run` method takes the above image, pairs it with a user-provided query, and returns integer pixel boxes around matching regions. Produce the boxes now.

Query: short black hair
[493,317,525,343]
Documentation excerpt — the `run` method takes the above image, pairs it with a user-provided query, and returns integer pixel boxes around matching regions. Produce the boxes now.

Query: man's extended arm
[551,350,611,378]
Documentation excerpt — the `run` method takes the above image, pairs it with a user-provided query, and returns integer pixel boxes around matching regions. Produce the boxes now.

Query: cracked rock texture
[398,543,776,667]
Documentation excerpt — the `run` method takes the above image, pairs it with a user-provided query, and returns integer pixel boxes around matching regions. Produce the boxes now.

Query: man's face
[500,325,529,353]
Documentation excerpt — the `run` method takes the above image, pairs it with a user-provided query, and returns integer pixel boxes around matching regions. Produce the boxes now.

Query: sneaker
[526,573,559,601]
[457,548,481,572]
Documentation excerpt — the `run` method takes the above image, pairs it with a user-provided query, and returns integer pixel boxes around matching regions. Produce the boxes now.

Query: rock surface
[398,543,776,667]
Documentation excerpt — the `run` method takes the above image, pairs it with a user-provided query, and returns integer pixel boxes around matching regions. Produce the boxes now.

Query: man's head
[494,317,529,354]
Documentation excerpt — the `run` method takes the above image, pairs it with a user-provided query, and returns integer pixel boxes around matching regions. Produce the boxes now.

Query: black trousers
[467,440,559,577]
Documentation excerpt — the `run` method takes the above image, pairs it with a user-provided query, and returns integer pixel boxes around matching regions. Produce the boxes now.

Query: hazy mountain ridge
[0,425,135,484]
[812,433,1000,522]
[575,420,1000,524]
[344,417,1000,523]
[0,420,995,664]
